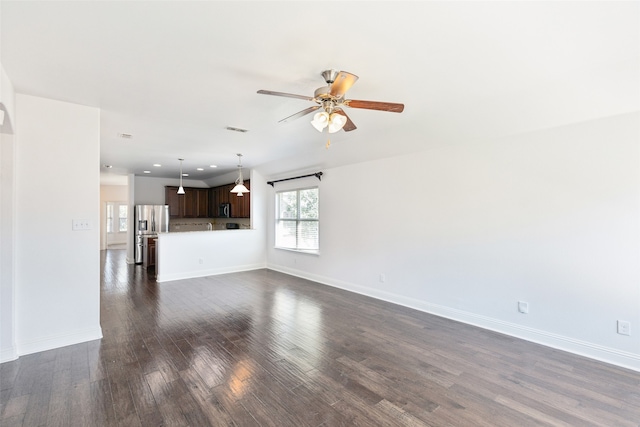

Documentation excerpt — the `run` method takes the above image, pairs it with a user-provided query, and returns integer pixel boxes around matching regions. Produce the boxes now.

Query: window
[106,202,128,233]
[106,204,114,233]
[275,187,319,252]
[118,205,128,232]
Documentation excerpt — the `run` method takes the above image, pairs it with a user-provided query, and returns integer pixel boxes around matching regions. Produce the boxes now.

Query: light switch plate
[72,219,92,231]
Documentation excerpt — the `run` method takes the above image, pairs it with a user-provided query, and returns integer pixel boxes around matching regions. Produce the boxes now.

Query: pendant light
[230,154,249,196]
[177,158,185,194]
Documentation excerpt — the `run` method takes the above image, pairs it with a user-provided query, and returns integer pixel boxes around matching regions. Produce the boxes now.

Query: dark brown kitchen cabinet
[147,238,156,269]
[165,186,183,218]
[195,188,209,218]
[210,180,250,218]
[182,188,196,218]
[165,186,209,219]
[229,180,250,218]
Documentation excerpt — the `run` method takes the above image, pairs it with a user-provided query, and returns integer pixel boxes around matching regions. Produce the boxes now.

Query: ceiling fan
[257,69,404,133]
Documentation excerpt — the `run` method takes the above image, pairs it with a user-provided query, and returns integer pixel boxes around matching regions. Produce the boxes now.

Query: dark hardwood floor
[1,249,639,426]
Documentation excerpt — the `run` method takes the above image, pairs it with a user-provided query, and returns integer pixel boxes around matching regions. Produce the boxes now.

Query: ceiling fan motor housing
[314,86,335,101]
[321,69,339,84]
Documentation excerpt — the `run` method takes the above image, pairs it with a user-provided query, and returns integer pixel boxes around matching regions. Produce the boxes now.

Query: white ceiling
[1,1,638,185]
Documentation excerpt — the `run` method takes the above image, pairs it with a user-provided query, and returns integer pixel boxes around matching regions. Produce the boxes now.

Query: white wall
[0,60,17,362]
[0,63,16,134]
[14,94,102,355]
[267,112,640,371]
[0,132,16,362]
[134,175,209,205]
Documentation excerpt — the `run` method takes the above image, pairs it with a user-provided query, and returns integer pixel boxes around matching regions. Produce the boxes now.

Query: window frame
[118,204,128,233]
[106,202,128,234]
[274,186,319,254]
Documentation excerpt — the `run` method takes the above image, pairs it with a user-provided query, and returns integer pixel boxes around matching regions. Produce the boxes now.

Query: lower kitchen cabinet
[147,238,156,269]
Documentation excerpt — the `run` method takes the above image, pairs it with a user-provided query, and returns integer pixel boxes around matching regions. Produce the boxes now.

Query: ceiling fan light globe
[311,112,330,132]
[328,113,347,133]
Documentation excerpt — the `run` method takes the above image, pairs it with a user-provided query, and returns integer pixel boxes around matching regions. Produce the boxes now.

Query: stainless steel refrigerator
[134,205,169,264]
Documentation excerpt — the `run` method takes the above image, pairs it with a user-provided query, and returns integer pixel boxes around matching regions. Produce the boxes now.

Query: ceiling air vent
[226,126,248,133]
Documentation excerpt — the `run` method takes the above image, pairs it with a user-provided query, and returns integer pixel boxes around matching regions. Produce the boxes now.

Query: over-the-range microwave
[218,203,231,218]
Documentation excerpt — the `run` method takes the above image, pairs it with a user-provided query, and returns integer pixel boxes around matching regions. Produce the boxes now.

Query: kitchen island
[155,228,266,282]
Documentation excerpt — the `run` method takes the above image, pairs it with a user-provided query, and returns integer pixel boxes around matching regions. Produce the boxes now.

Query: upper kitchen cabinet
[229,180,250,218]
[210,180,250,218]
[195,188,209,218]
[165,186,210,219]
[166,186,183,218]
[182,188,196,218]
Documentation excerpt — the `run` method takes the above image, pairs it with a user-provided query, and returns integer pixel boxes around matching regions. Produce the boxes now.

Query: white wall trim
[16,326,103,357]
[0,345,18,363]
[157,262,267,283]
[268,264,640,373]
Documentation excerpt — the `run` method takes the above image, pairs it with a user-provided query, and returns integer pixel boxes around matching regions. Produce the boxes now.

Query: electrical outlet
[517,301,529,314]
[198,258,204,265]
[379,273,386,283]
[617,320,631,336]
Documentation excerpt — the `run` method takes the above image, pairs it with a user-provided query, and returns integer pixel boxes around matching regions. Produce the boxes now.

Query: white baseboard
[157,262,267,283]
[16,326,103,357]
[268,264,640,373]
[0,345,18,363]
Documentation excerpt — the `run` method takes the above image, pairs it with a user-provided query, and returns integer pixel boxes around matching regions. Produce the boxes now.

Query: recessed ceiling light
[143,170,151,174]
[209,165,217,168]
[196,168,204,171]
[153,164,161,167]
[118,133,133,139]
[182,173,189,177]
[103,164,113,168]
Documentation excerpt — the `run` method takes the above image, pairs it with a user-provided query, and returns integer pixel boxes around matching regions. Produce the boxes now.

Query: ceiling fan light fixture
[311,111,330,132]
[328,113,347,133]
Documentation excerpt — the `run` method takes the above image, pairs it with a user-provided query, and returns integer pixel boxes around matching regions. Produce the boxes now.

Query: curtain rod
[267,172,323,187]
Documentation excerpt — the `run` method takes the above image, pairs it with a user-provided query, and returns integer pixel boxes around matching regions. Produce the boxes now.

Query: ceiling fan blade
[329,71,359,99]
[257,90,314,102]
[278,106,321,123]
[346,99,404,113]
[333,109,357,132]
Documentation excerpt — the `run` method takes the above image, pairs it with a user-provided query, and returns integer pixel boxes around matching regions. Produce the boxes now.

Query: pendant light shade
[177,158,185,194]
[230,154,249,195]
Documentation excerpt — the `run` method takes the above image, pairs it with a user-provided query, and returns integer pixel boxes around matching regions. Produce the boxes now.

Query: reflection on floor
[106,243,126,250]
[1,249,639,426]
